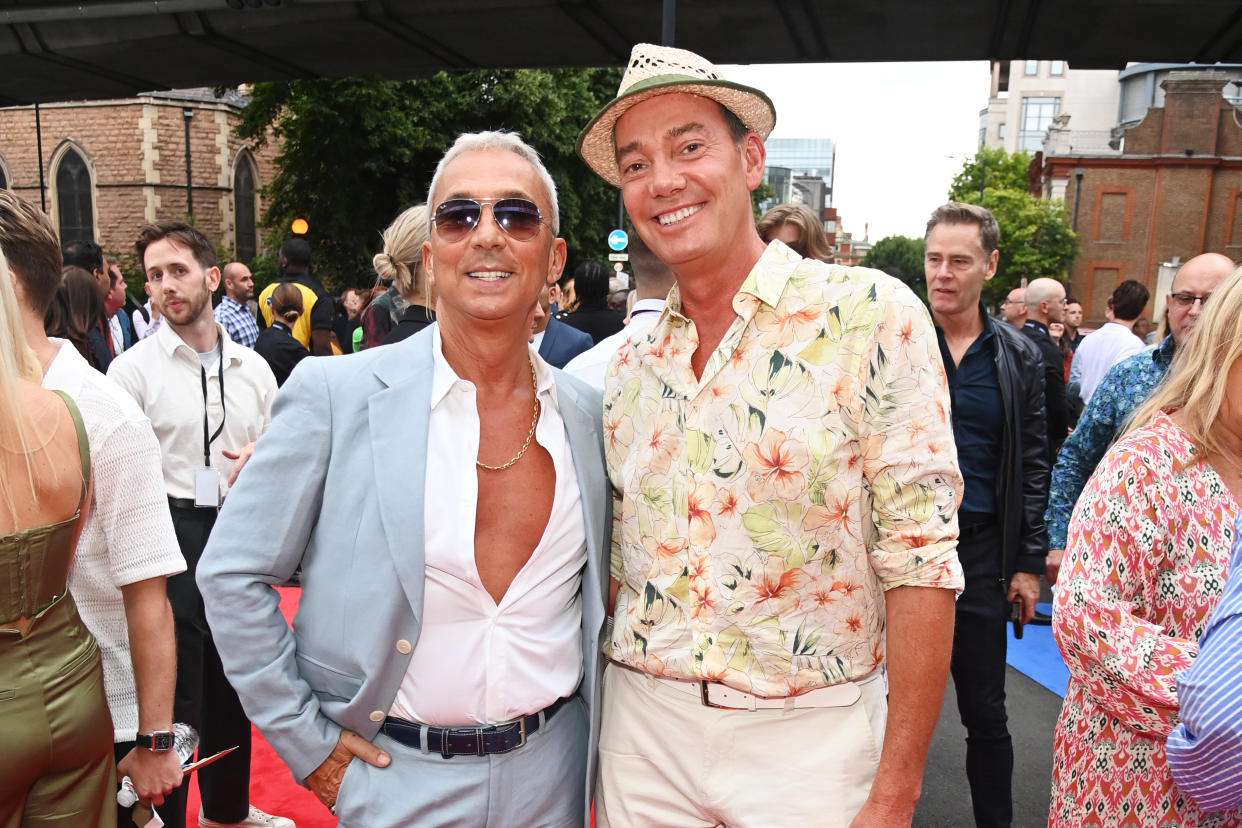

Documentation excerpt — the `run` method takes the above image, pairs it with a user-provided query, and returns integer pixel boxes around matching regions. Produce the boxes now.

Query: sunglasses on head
[432,197,549,242]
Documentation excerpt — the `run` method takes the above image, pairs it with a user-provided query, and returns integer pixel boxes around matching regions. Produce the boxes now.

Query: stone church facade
[0,88,277,272]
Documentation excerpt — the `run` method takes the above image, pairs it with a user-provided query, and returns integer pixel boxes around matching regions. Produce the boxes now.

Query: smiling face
[423,147,566,333]
[924,221,997,324]
[614,93,765,282]
[144,237,219,329]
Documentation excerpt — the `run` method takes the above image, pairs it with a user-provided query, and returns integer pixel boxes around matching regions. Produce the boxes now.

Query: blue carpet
[1006,605,1069,697]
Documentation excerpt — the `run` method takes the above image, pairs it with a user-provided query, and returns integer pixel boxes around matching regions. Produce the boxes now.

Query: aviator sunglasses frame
[432,197,552,243]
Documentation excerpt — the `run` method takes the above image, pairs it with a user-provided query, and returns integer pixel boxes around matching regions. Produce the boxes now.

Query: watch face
[143,730,174,751]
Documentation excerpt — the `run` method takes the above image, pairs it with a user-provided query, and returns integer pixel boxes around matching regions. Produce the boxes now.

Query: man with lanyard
[109,220,285,828]
[257,238,336,355]
[1044,252,1233,583]
[578,44,964,827]
[924,201,1049,828]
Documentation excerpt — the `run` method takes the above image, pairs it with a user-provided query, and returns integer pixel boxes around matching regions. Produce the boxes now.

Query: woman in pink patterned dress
[1050,266,1242,827]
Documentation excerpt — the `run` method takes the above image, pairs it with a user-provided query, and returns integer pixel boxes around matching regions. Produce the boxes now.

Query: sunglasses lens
[434,200,481,241]
[493,199,544,240]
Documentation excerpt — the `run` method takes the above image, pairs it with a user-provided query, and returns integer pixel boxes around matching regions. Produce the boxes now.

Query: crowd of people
[3,40,1241,828]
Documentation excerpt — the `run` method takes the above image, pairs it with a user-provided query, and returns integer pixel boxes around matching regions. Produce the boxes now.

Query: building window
[55,148,93,248]
[979,125,987,147]
[999,123,1007,139]
[1020,96,1060,152]
[1050,60,1065,76]
[234,157,257,263]
[1024,60,1039,76]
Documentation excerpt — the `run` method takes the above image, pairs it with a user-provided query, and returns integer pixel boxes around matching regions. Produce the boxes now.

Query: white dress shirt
[107,321,277,499]
[45,340,187,741]
[389,328,587,726]
[563,298,666,390]
[1070,321,1145,404]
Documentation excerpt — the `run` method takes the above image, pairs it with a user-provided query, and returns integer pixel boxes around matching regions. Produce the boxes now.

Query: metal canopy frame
[0,1,1240,105]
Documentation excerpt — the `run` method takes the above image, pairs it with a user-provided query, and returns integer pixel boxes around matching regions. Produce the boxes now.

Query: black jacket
[1021,319,1070,461]
[992,318,1051,578]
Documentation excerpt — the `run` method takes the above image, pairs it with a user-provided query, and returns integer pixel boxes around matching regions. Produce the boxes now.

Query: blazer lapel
[369,330,435,623]
[555,376,608,610]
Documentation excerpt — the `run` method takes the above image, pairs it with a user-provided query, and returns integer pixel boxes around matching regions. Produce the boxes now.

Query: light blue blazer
[197,325,609,823]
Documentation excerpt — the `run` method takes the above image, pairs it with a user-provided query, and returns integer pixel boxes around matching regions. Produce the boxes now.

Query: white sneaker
[198,805,296,828]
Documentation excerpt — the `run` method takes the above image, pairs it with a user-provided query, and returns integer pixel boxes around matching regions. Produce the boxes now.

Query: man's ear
[742,132,767,191]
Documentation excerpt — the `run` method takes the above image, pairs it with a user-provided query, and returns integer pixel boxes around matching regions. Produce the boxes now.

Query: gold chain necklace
[476,359,539,472]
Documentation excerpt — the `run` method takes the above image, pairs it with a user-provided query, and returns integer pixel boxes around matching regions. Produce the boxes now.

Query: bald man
[214,262,259,348]
[1045,252,1235,582]
[1022,277,1070,460]
[1002,286,1027,328]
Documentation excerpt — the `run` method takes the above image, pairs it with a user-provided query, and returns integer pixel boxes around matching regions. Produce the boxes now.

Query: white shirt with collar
[388,327,587,726]
[43,339,186,741]
[107,320,278,500]
[1071,320,1145,404]
[563,297,666,390]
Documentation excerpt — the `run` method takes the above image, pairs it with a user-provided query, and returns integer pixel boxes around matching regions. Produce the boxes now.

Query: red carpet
[182,586,334,828]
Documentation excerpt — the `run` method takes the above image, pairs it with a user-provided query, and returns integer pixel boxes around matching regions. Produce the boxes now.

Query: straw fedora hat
[577,43,776,187]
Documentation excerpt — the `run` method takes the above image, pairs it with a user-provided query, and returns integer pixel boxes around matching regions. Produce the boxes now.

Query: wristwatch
[136,730,175,752]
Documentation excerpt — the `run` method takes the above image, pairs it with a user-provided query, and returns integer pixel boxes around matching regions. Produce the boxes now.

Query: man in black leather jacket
[924,202,1050,828]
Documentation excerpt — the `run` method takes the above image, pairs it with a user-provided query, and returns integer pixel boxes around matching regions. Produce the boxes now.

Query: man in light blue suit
[198,131,609,827]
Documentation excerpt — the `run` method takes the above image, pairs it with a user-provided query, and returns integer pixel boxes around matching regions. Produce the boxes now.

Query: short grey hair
[426,131,560,235]
[925,201,1001,256]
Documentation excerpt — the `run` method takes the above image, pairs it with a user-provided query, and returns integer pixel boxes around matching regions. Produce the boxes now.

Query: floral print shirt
[1046,336,1175,550]
[603,243,965,697]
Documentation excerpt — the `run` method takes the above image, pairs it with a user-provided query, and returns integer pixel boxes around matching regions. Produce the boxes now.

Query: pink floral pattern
[603,243,964,697]
[1051,411,1240,826]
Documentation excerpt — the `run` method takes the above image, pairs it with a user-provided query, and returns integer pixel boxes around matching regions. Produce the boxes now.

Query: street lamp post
[183,107,194,218]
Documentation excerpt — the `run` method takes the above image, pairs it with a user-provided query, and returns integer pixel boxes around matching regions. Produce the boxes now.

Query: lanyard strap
[200,336,226,466]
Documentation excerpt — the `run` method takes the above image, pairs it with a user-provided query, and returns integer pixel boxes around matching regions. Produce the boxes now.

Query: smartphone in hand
[1010,600,1024,640]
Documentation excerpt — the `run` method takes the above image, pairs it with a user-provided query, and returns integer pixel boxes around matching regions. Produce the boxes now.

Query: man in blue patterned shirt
[1045,252,1233,582]
[213,261,259,348]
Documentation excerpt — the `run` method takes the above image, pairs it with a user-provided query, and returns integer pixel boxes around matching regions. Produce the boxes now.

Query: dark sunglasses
[432,197,549,242]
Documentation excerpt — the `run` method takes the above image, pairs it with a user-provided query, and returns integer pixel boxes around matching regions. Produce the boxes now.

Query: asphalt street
[914,666,1062,827]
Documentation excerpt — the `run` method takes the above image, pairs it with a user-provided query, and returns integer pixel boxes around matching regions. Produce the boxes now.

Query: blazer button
[396,639,412,654]
[369,710,385,722]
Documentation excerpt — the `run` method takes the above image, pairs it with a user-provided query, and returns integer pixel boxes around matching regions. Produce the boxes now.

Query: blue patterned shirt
[213,295,259,349]
[1044,335,1175,549]
[1168,513,1242,812]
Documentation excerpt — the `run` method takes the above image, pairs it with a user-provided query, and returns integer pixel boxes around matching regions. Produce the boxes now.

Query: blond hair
[0,244,44,515]
[757,203,834,262]
[1126,264,1242,460]
[372,204,430,305]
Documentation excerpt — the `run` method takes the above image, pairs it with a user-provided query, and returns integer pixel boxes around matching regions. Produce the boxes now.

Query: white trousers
[595,664,886,828]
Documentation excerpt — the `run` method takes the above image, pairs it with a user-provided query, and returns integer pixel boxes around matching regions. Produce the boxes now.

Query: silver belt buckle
[514,716,527,751]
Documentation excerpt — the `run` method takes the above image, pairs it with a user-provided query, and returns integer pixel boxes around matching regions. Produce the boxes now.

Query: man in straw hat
[578,44,965,827]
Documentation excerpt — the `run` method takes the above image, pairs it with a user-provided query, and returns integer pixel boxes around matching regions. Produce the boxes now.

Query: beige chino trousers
[596,663,886,828]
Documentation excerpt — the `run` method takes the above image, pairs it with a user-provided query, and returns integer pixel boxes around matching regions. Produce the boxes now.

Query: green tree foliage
[860,235,928,303]
[947,147,1077,306]
[234,68,622,289]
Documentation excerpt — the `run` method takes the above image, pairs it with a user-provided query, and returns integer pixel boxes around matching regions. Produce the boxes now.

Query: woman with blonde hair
[372,204,435,346]
[1049,265,1242,826]
[756,203,834,262]
[0,246,116,825]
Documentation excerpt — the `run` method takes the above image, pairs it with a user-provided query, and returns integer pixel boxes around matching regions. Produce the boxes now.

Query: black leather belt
[168,496,198,510]
[381,696,570,759]
[959,514,997,535]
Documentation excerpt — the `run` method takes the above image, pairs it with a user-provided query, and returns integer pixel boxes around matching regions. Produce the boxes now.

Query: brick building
[0,88,277,270]
[1033,71,1242,325]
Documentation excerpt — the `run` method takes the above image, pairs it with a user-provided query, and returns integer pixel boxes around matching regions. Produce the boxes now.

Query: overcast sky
[723,61,991,243]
